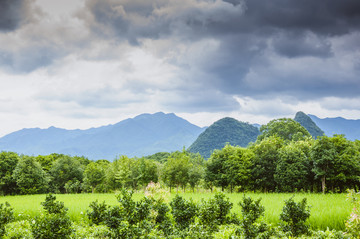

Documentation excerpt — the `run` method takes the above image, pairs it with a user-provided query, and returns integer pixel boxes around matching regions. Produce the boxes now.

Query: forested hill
[0,112,205,160]
[309,114,360,141]
[294,111,324,138]
[188,117,260,158]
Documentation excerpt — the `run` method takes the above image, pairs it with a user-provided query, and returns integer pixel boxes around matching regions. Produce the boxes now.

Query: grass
[0,192,351,231]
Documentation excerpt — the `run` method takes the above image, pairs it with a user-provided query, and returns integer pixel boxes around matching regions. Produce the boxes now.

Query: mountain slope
[294,111,324,138]
[188,117,260,158]
[0,112,205,160]
[308,114,360,141]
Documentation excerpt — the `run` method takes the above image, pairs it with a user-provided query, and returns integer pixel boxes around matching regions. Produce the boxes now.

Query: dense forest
[1,118,359,196]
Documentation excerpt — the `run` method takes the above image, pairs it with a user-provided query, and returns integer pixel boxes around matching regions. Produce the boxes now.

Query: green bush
[345,189,360,238]
[0,202,14,237]
[31,194,73,239]
[170,195,198,230]
[3,220,33,239]
[239,196,268,239]
[311,228,345,239]
[72,223,110,239]
[280,197,311,237]
[87,200,108,225]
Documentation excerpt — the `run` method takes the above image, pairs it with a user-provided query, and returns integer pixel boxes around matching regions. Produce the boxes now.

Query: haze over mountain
[188,117,260,158]
[308,115,360,141]
[0,112,205,160]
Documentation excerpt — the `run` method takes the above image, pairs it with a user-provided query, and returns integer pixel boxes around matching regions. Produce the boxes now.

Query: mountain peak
[0,112,204,160]
[188,117,260,158]
[294,111,324,138]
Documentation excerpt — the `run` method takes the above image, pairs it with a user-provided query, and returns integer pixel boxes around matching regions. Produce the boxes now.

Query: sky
[0,0,360,137]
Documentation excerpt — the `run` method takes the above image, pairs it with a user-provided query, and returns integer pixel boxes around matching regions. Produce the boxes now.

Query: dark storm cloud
[0,0,31,32]
[82,0,360,101]
[0,46,62,73]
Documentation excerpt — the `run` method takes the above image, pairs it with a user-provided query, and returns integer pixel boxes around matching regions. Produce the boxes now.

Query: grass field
[0,192,351,231]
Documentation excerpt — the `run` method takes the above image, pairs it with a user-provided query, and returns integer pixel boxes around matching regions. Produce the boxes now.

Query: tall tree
[49,155,84,193]
[258,118,311,142]
[84,162,106,193]
[136,157,159,188]
[12,156,49,194]
[0,151,19,195]
[114,156,138,189]
[311,136,336,193]
[162,150,191,192]
[275,140,313,192]
[250,136,284,192]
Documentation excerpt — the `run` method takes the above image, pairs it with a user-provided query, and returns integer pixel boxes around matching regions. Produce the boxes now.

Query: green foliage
[144,152,171,163]
[170,195,198,230]
[280,197,311,237]
[239,196,266,239]
[49,155,84,193]
[258,118,311,142]
[198,193,235,233]
[88,189,156,238]
[0,202,14,237]
[0,151,19,195]
[250,136,284,192]
[275,140,313,192]
[135,157,159,188]
[3,220,33,239]
[84,162,106,193]
[311,228,345,239]
[64,179,82,194]
[345,190,360,238]
[188,117,260,158]
[31,194,73,239]
[72,223,110,239]
[162,150,192,192]
[206,145,253,192]
[12,156,49,194]
[41,194,67,214]
[113,156,138,189]
[87,200,108,225]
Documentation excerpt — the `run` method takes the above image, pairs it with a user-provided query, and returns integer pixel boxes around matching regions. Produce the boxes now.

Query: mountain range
[0,111,359,160]
[309,114,360,141]
[0,112,205,160]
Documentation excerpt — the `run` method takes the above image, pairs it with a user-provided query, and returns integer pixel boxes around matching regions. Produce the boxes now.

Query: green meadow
[0,192,351,231]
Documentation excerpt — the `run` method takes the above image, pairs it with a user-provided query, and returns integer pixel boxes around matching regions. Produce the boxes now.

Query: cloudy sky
[1,0,360,136]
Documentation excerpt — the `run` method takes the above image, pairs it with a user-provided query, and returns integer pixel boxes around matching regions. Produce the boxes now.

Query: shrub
[72,223,111,239]
[239,196,267,239]
[279,196,311,237]
[0,202,14,237]
[311,228,345,239]
[198,198,220,233]
[345,189,360,238]
[31,194,73,239]
[213,192,234,224]
[3,220,33,239]
[170,195,198,230]
[87,200,108,225]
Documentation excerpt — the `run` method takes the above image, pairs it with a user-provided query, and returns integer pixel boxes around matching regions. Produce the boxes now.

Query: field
[0,192,352,231]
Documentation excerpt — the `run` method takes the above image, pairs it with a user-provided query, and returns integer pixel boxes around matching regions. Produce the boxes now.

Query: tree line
[0,118,359,195]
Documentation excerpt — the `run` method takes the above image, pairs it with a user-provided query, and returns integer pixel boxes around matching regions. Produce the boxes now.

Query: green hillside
[294,111,324,138]
[188,117,260,158]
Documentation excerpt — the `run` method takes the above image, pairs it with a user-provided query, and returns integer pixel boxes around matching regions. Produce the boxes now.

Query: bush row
[1,189,360,238]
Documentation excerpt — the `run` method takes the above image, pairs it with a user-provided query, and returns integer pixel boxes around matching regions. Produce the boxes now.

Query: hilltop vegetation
[188,117,260,158]
[294,111,324,138]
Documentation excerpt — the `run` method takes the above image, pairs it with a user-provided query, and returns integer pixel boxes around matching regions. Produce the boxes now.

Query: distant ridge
[0,112,205,160]
[294,111,324,138]
[308,114,360,141]
[188,117,260,158]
